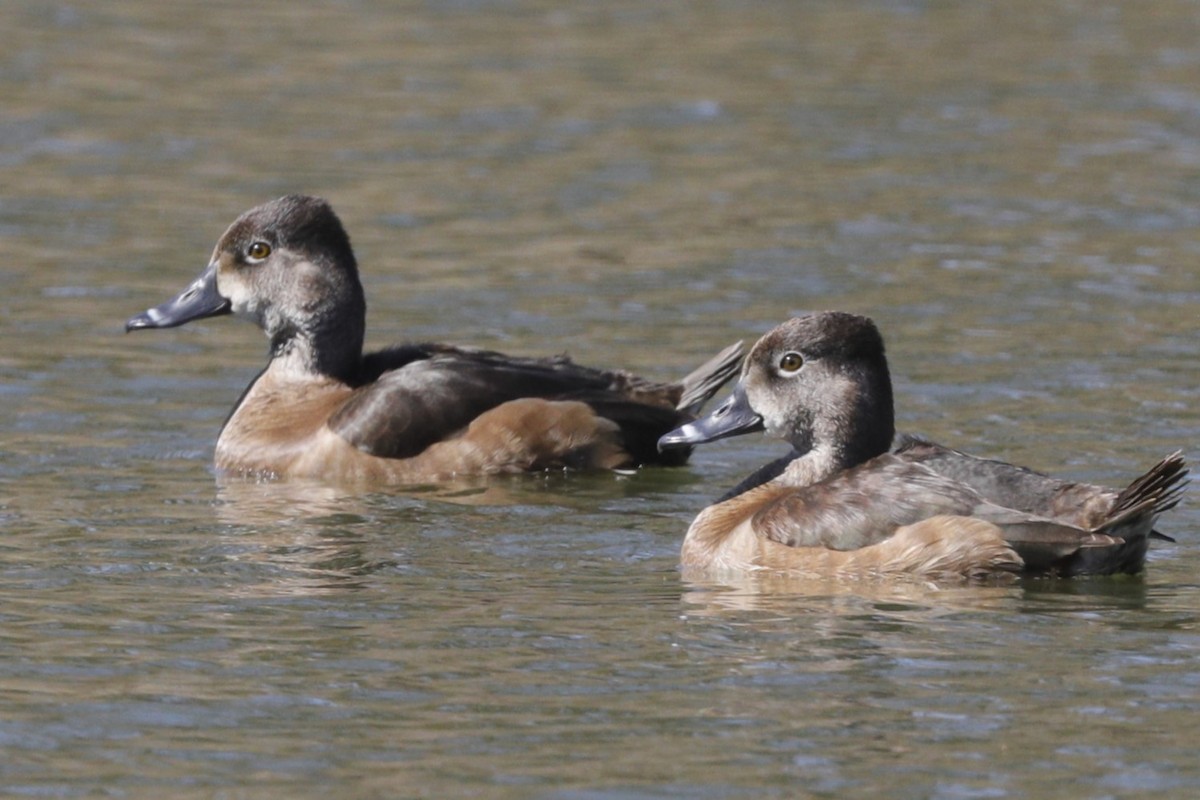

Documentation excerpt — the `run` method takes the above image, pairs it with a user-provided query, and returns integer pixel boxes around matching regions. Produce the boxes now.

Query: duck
[658,312,1187,580]
[125,195,743,484]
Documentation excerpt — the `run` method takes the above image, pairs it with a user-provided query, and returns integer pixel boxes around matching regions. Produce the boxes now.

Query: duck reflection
[208,472,622,599]
[213,472,499,525]
[680,570,1021,616]
[209,477,406,597]
[680,568,1150,617]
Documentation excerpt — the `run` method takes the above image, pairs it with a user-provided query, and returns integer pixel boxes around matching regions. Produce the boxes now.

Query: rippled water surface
[3,1,1200,796]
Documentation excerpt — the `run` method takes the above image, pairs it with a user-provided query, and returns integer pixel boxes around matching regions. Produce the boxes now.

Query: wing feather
[329,345,688,459]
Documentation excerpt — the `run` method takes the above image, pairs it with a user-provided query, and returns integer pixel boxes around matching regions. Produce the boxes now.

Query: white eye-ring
[247,241,272,261]
[778,351,804,374]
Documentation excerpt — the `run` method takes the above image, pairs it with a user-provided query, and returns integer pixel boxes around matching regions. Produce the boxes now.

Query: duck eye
[778,352,804,373]
[247,241,272,261]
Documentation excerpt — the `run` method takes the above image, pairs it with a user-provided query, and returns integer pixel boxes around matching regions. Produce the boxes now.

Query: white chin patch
[223,286,256,319]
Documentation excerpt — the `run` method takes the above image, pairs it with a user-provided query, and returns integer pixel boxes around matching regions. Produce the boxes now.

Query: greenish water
[2,1,1198,797]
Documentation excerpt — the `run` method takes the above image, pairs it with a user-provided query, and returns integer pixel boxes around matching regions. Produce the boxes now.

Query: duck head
[659,312,896,470]
[126,195,367,382]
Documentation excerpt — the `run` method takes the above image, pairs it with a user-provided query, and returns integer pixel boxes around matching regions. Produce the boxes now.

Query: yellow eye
[778,352,804,373]
[247,241,272,260]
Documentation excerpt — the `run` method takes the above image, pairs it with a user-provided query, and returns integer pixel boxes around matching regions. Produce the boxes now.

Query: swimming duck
[658,312,1186,579]
[126,195,743,483]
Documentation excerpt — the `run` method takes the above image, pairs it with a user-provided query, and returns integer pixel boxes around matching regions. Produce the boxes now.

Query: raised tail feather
[1110,451,1188,518]
[998,453,1187,577]
[675,341,744,416]
[1060,452,1187,576]
[1108,451,1188,543]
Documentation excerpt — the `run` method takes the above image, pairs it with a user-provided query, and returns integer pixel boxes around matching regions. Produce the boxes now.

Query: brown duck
[659,312,1186,579]
[127,195,742,484]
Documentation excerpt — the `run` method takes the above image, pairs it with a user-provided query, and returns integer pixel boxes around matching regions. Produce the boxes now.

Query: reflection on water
[681,571,1024,616]
[682,569,1162,627]
[210,479,416,598]
[2,0,1199,796]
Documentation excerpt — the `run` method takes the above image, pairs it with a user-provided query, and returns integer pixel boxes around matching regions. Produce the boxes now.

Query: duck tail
[1110,451,1188,519]
[675,341,744,416]
[1061,452,1189,576]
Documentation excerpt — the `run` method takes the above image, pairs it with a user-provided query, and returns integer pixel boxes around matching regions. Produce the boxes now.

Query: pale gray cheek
[764,417,796,443]
[221,284,253,315]
[759,406,794,438]
[232,295,267,326]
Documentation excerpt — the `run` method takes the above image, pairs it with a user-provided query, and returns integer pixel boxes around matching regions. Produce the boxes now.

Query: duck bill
[658,382,764,451]
[125,263,231,331]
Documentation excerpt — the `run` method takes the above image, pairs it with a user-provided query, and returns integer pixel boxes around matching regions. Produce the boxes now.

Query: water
[2,0,1200,796]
